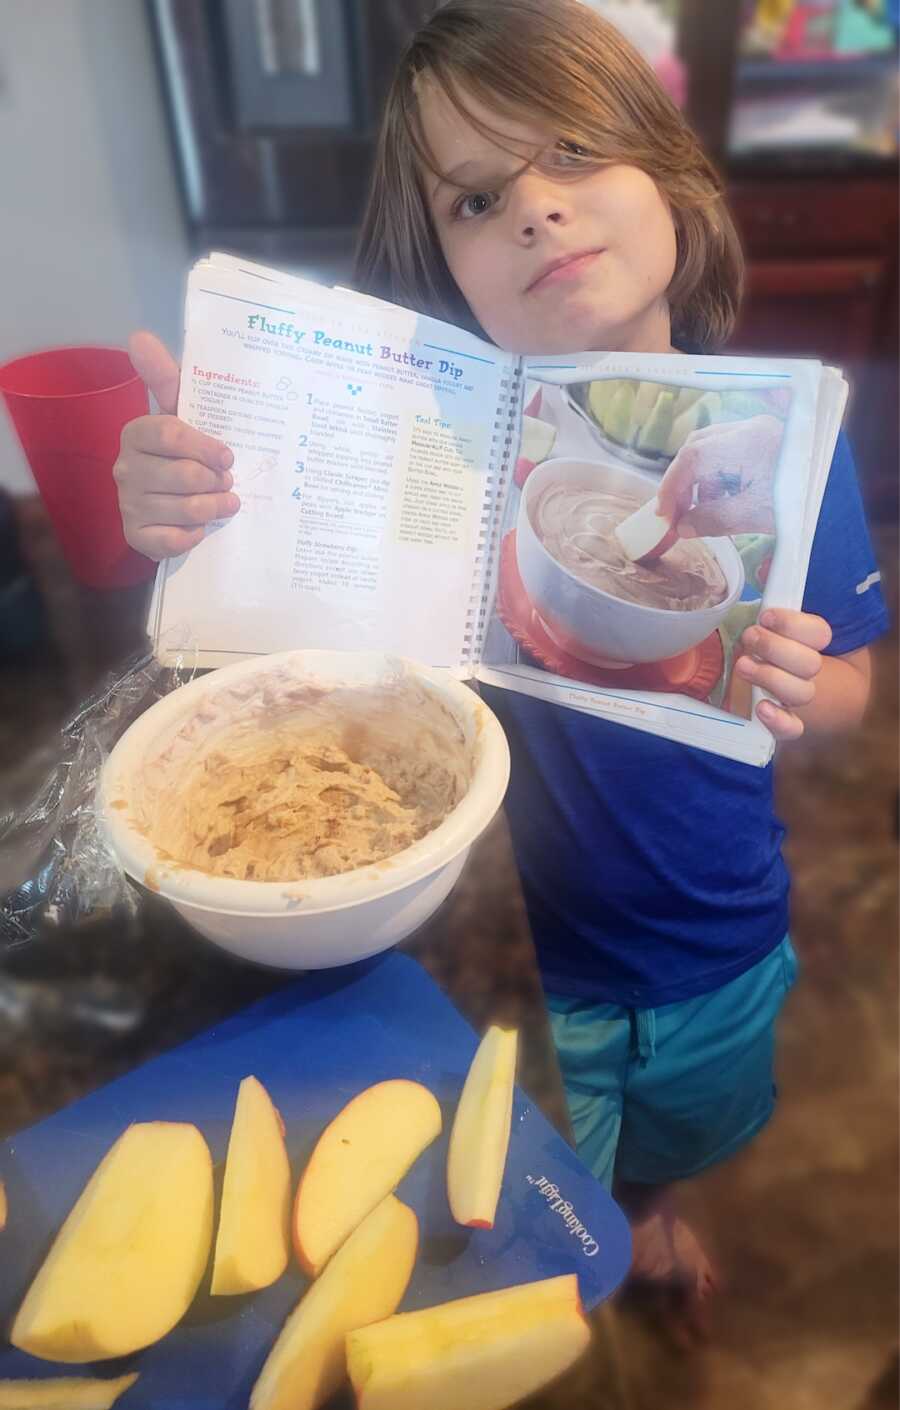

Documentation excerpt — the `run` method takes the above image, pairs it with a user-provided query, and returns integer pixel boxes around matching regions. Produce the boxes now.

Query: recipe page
[151,262,517,667]
[476,350,836,766]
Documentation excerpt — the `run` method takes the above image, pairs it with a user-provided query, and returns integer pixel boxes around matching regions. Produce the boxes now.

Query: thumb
[128,331,181,415]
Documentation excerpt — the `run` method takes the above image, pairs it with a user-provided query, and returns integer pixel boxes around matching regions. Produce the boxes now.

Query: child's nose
[510,173,570,240]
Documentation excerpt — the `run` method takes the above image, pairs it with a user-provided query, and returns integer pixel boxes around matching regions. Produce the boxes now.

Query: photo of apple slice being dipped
[447,1025,518,1229]
[293,1079,441,1277]
[514,415,557,488]
[210,1075,292,1295]
[251,1195,417,1410]
[614,495,678,564]
[0,1372,139,1409]
[11,1122,213,1363]
[346,1273,592,1410]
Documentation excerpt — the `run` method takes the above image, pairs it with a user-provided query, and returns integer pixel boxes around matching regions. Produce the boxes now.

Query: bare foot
[625,1192,720,1347]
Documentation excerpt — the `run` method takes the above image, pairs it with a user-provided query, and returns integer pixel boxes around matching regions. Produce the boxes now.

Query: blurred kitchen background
[0,4,897,1408]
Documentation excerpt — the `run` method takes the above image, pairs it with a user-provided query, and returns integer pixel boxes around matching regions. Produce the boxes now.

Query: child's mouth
[527,249,605,293]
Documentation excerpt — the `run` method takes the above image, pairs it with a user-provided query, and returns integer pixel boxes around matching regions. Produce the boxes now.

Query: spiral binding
[460,363,524,671]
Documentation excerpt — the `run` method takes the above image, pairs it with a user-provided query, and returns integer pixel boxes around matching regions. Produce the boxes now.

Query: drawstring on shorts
[633,1006,657,1065]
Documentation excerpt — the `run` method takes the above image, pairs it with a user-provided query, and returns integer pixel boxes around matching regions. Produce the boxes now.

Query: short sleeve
[802,433,890,656]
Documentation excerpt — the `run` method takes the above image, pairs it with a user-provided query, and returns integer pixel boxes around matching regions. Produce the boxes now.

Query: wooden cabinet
[727,174,899,511]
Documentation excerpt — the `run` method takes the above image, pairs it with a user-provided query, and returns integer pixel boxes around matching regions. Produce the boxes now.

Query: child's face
[419,84,678,355]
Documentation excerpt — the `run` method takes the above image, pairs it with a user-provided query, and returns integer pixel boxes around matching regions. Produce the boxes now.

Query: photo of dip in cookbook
[150,252,848,768]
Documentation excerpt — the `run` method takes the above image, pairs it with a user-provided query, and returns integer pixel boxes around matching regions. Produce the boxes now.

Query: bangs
[355,0,745,350]
[400,11,645,186]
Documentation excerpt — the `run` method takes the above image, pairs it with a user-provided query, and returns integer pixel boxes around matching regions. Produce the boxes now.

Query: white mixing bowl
[516,457,744,666]
[99,650,509,970]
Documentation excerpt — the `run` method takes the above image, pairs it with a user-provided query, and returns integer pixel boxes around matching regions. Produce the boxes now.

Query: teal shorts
[546,936,799,1189]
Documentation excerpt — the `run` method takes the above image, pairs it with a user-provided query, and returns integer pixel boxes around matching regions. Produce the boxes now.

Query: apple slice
[251,1195,417,1410]
[614,496,678,564]
[293,1080,441,1277]
[346,1273,591,1410]
[520,415,556,466]
[11,1123,213,1363]
[586,378,622,429]
[211,1076,291,1295]
[523,385,542,418]
[636,389,677,455]
[514,416,557,489]
[0,1373,139,1409]
[447,1026,517,1229]
[665,391,718,456]
[0,1177,6,1230]
[602,382,637,445]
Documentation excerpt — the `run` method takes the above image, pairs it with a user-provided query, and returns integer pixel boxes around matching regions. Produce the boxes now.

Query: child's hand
[735,608,832,741]
[115,332,239,561]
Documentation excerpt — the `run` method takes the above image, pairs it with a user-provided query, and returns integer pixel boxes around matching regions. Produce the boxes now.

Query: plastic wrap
[0,644,197,951]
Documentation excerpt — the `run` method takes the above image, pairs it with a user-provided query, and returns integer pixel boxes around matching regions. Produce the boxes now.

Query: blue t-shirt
[481,433,888,1008]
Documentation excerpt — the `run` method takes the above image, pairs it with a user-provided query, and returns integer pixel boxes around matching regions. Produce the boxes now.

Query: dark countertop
[0,815,569,1146]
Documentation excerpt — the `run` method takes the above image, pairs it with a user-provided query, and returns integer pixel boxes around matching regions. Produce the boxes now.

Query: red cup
[0,346,156,589]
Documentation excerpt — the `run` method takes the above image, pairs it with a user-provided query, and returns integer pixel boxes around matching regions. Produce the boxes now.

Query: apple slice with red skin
[251,1195,417,1410]
[293,1079,441,1277]
[0,1373,139,1409]
[514,415,557,489]
[211,1075,292,1295]
[614,496,679,564]
[447,1025,518,1230]
[346,1273,592,1410]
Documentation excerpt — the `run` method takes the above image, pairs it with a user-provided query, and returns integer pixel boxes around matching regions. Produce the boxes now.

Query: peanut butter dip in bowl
[516,457,744,666]
[100,651,509,969]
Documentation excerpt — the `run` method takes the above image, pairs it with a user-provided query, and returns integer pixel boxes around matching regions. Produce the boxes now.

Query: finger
[128,331,182,415]
[122,415,233,473]
[679,420,730,444]
[116,450,234,498]
[657,446,702,521]
[758,608,832,652]
[133,490,241,530]
[756,698,804,741]
[735,656,817,708]
[740,625,822,680]
[136,525,207,562]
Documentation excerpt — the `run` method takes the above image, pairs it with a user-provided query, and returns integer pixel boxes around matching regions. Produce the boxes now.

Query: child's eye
[455,191,498,220]
[549,140,591,167]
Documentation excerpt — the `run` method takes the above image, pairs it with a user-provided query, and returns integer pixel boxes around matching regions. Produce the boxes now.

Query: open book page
[476,352,843,767]
[799,366,848,570]
[150,259,518,669]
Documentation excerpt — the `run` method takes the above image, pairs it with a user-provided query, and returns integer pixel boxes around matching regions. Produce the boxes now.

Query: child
[115,0,887,1333]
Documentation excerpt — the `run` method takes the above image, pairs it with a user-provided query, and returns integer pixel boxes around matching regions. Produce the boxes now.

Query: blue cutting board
[0,951,631,1409]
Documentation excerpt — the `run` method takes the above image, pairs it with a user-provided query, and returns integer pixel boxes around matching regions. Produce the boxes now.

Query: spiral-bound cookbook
[150,252,847,766]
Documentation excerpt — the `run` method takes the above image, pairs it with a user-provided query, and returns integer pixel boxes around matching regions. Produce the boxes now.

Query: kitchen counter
[0,805,631,1408]
[0,815,568,1143]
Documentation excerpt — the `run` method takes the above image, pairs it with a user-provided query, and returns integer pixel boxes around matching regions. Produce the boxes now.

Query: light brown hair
[354,0,744,350]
